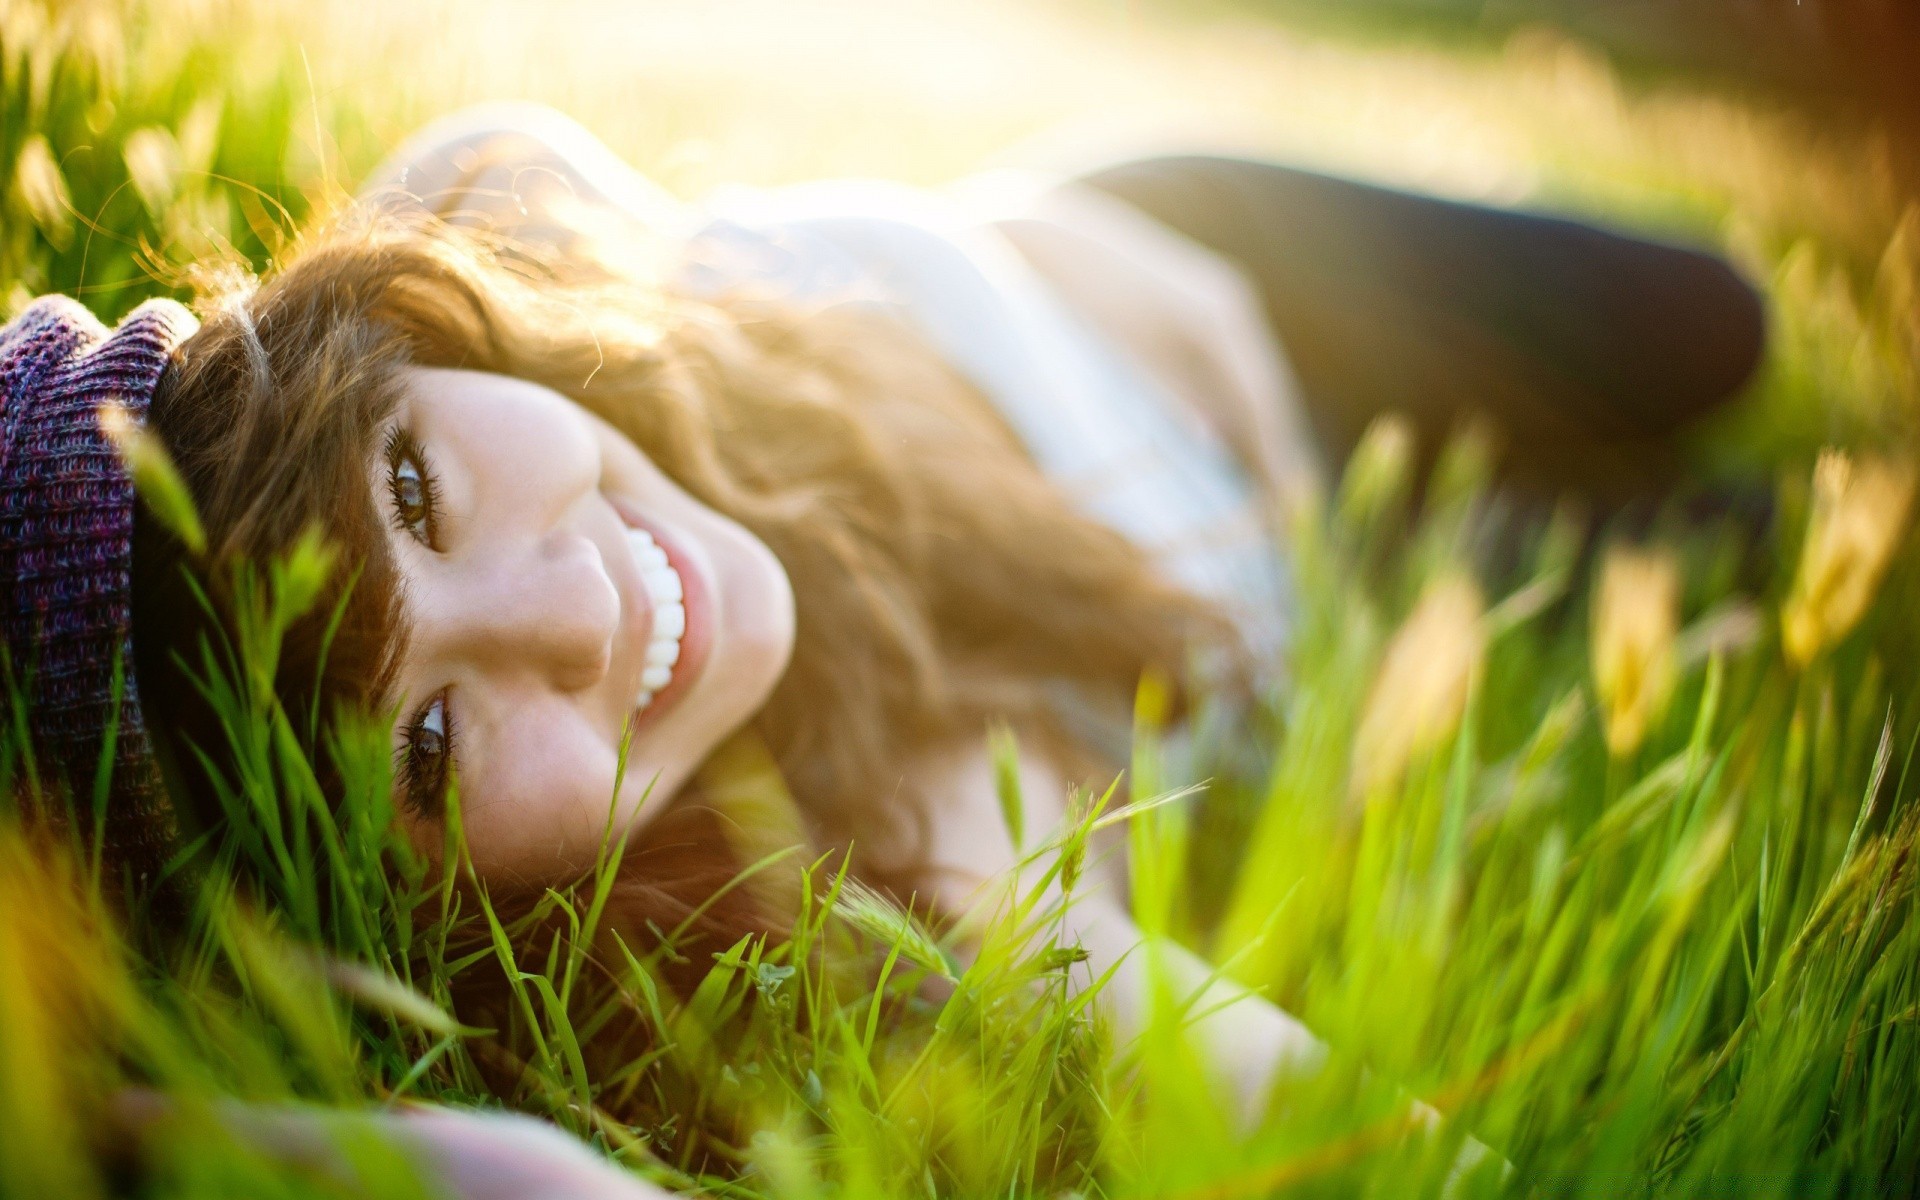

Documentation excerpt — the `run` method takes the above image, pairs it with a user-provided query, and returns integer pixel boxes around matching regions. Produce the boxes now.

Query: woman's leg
[1072,155,1768,500]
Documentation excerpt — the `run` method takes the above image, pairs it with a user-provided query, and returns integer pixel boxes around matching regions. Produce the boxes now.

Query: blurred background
[4,0,1918,467]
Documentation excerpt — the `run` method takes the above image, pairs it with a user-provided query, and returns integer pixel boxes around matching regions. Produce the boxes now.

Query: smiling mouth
[624,526,686,712]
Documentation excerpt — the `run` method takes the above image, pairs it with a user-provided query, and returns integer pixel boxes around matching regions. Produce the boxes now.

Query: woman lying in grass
[3,105,1763,1195]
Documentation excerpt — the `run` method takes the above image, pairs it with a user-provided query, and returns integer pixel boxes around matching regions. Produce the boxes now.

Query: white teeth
[625,525,688,714]
[644,567,682,602]
[654,602,685,640]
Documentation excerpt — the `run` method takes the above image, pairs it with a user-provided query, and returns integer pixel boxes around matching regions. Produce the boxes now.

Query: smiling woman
[126,176,1227,906]
[373,363,794,875]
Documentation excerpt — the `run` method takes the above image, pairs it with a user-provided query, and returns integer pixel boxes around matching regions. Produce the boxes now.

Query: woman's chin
[713,530,797,714]
[680,609,794,749]
[625,611,793,805]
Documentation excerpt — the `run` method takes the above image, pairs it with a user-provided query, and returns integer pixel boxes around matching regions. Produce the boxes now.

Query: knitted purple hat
[1,294,198,869]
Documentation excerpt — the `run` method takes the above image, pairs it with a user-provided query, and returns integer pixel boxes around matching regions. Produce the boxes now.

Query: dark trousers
[1075,156,1767,500]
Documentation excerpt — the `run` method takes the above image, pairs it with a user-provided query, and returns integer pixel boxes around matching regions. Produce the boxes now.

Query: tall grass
[5,0,1920,1195]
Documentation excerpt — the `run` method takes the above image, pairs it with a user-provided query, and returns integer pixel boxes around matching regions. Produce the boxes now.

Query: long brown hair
[130,203,1235,934]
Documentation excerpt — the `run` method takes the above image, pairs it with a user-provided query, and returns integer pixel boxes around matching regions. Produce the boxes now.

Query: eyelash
[384,427,453,815]
[397,691,457,818]
[383,426,442,548]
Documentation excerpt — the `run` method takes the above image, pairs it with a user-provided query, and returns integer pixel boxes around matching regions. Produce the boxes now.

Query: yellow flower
[1782,451,1915,667]
[1591,545,1681,758]
[1351,573,1486,798]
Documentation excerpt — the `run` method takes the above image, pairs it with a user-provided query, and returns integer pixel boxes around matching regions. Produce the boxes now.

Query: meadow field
[5,0,1920,1196]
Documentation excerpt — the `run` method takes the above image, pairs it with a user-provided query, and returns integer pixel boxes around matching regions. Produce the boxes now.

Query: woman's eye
[398,691,457,817]
[384,427,441,548]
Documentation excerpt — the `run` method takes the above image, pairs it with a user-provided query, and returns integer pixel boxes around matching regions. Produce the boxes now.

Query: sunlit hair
[130,205,1237,917]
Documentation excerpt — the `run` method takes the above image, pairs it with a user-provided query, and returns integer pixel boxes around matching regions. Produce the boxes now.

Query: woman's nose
[438,531,620,690]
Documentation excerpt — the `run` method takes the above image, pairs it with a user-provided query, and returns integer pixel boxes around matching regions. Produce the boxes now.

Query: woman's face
[378,366,795,881]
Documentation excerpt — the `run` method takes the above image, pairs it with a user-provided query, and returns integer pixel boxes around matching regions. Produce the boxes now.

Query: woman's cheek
[463,715,622,876]
[402,811,448,865]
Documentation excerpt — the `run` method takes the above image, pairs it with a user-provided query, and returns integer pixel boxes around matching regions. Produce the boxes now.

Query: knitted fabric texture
[1,294,197,872]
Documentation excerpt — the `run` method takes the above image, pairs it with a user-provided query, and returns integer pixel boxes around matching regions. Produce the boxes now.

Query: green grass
[7,0,1920,1196]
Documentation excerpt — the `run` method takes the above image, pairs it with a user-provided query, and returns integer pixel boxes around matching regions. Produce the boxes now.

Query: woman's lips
[606,494,713,733]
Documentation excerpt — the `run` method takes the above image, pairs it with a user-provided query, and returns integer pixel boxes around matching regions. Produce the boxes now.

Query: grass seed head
[11,135,74,250]
[1782,450,1915,667]
[1335,413,1416,530]
[1350,572,1486,799]
[1591,545,1681,758]
[830,878,956,980]
[122,126,183,218]
[100,402,207,556]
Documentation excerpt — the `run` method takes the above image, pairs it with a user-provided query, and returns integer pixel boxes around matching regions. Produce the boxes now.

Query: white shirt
[674,177,1309,665]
